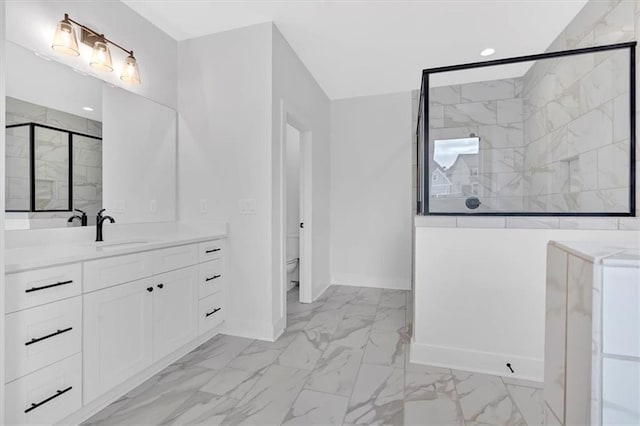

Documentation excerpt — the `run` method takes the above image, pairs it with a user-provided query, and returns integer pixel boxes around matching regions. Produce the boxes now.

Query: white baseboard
[410,341,543,383]
[331,277,411,290]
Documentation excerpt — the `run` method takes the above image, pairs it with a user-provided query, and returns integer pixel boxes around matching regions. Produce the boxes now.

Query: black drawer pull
[25,280,73,293]
[25,327,73,346]
[205,275,222,282]
[205,307,222,317]
[25,386,73,414]
[205,248,221,254]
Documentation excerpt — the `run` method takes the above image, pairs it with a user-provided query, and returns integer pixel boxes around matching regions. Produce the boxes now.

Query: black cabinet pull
[157,283,164,289]
[25,280,73,293]
[24,386,73,414]
[147,287,154,292]
[205,307,222,317]
[205,248,221,254]
[205,275,222,282]
[25,327,73,346]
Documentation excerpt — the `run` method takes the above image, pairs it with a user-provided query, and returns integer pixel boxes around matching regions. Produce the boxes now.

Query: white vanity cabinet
[544,242,640,426]
[4,236,227,425]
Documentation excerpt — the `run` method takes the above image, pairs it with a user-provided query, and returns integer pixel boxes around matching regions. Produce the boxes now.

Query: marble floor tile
[362,329,406,368]
[344,302,378,320]
[404,399,464,426]
[305,347,365,397]
[279,328,329,370]
[506,384,544,426]
[405,365,456,401]
[329,316,373,349]
[344,364,405,425]
[222,364,309,425]
[282,390,349,425]
[160,392,239,426]
[379,290,407,309]
[372,307,406,332]
[332,285,361,295]
[454,370,526,425]
[227,344,282,373]
[351,287,383,305]
[200,367,263,400]
[183,334,253,370]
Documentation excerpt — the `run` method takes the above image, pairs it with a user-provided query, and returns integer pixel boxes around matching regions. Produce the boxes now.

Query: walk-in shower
[417,42,636,216]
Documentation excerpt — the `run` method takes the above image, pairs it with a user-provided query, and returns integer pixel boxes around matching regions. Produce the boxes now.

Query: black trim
[205,307,222,317]
[25,327,73,346]
[205,274,222,282]
[205,248,221,254]
[24,387,73,414]
[25,279,73,293]
[418,42,637,217]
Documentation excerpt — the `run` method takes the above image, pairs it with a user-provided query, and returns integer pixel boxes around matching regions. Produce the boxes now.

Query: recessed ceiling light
[83,106,94,112]
[481,48,496,57]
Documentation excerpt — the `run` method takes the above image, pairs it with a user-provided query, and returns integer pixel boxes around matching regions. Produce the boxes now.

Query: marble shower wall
[5,97,102,221]
[521,0,635,214]
[428,78,525,212]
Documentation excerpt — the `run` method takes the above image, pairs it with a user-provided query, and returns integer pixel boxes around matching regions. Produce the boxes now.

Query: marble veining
[85,285,543,425]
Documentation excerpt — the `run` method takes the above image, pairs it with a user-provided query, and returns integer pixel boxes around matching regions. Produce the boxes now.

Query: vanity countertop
[549,240,639,265]
[5,227,227,274]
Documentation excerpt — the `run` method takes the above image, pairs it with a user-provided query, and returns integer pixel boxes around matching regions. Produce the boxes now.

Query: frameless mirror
[4,41,177,229]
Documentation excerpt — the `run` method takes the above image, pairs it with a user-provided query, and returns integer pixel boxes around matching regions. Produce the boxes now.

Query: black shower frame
[417,41,637,217]
[5,122,102,213]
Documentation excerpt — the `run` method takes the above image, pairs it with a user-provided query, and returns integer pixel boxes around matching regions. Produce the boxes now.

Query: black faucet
[67,209,88,226]
[96,209,116,242]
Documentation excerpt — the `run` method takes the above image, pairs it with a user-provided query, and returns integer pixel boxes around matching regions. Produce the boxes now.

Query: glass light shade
[90,41,113,72]
[120,54,141,84]
[51,19,79,56]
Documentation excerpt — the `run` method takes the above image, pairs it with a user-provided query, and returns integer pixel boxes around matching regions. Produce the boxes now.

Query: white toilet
[286,235,300,290]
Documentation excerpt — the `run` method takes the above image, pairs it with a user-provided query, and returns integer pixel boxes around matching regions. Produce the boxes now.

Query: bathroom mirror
[4,41,177,228]
[418,42,636,216]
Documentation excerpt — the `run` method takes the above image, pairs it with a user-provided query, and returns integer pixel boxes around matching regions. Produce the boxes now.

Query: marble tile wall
[5,97,102,223]
[428,77,525,213]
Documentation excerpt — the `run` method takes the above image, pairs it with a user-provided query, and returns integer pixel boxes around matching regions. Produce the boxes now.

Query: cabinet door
[152,266,198,361]
[83,278,154,403]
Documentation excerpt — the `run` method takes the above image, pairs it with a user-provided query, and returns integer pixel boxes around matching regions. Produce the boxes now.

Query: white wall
[330,92,413,290]
[271,24,332,329]
[285,124,301,263]
[102,86,176,224]
[178,23,274,339]
[412,226,639,381]
[5,0,177,109]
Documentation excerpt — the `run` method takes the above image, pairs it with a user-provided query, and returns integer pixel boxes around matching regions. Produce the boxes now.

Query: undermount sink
[96,240,155,250]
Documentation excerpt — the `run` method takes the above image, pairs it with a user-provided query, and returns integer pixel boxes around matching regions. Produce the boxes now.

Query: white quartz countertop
[5,223,227,274]
[549,240,639,265]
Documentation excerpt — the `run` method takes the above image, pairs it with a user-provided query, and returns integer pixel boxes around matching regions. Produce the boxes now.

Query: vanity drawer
[84,252,153,293]
[153,244,198,274]
[6,264,81,313]
[198,259,224,300]
[5,297,82,383]
[5,353,82,426]
[198,240,224,263]
[198,292,225,335]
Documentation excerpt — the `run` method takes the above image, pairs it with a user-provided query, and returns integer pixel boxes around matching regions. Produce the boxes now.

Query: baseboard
[222,317,277,341]
[271,316,286,341]
[331,276,411,290]
[410,341,543,382]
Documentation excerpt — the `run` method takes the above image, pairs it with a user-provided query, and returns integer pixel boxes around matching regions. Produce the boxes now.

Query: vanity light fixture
[480,47,496,57]
[51,13,141,84]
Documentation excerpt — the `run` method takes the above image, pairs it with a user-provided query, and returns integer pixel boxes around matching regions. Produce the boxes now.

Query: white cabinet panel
[152,244,198,274]
[5,353,82,425]
[152,266,198,361]
[83,252,153,293]
[198,292,225,335]
[198,259,224,300]
[603,266,640,358]
[198,240,224,263]
[6,297,82,382]
[6,263,81,313]
[83,279,153,403]
[603,358,640,425]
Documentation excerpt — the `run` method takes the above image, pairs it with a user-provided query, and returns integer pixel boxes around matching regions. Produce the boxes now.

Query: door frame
[279,99,313,323]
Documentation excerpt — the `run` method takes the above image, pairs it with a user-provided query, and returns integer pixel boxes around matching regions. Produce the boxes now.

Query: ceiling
[122,0,588,100]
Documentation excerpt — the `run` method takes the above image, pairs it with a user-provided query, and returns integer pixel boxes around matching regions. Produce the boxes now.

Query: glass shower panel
[423,45,634,215]
[34,126,70,211]
[5,124,31,211]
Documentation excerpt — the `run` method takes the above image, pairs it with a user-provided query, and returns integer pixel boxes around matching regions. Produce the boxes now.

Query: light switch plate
[200,199,208,214]
[113,200,125,213]
[239,198,257,215]
[150,199,157,214]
